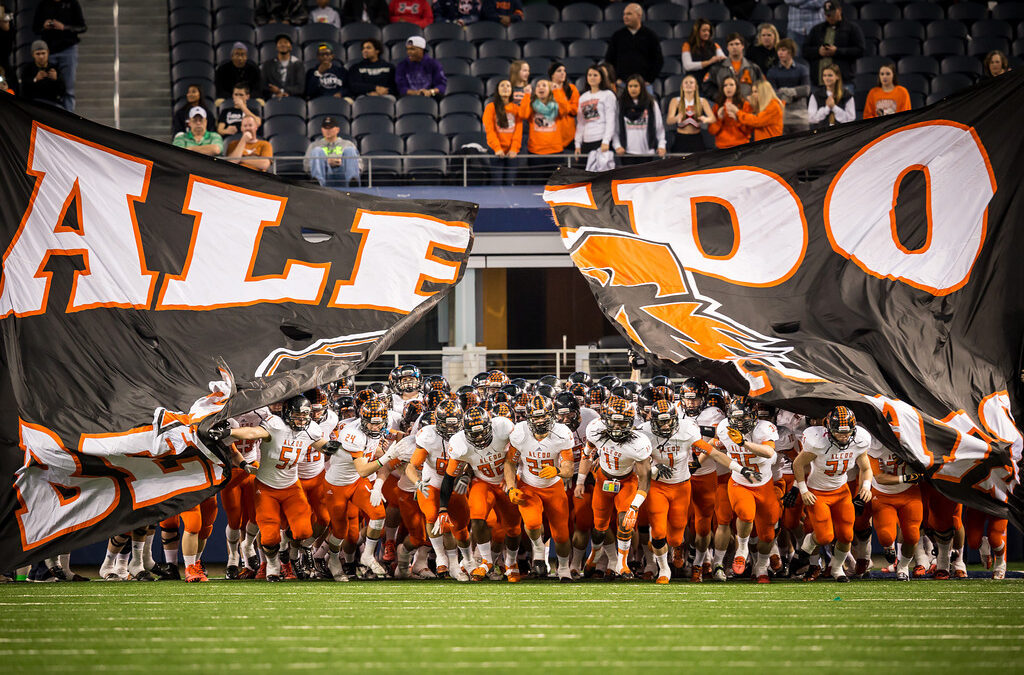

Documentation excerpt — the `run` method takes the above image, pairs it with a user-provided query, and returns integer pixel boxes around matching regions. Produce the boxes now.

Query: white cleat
[360,553,387,577]
[327,554,349,582]
[451,564,470,582]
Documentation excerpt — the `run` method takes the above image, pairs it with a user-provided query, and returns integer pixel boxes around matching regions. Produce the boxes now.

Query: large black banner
[0,96,476,567]
[545,71,1024,527]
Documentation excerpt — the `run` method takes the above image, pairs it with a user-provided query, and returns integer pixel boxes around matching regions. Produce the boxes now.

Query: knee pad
[111,533,130,549]
[933,528,953,543]
[260,543,280,555]
[854,528,872,542]
[616,526,633,541]
[133,526,148,537]
[652,537,667,549]
[161,529,180,545]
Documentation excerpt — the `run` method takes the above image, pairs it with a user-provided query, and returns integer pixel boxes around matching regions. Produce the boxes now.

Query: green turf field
[2,578,1023,673]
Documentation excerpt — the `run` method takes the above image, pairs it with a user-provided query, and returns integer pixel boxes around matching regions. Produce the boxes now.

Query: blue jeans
[490,155,521,185]
[310,146,359,187]
[49,43,78,112]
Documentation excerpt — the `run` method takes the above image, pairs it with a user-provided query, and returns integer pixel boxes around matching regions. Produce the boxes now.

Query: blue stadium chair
[264,96,306,120]
[465,22,506,45]
[439,94,483,118]
[171,25,213,48]
[424,22,464,45]
[216,42,255,64]
[859,3,901,22]
[589,21,621,41]
[855,55,892,74]
[898,55,939,77]
[170,8,212,30]
[902,2,944,21]
[308,95,352,121]
[449,131,488,153]
[673,21,697,40]
[561,2,603,25]
[269,133,308,178]
[471,57,512,78]
[261,116,305,140]
[214,7,254,28]
[256,25,297,48]
[689,3,729,22]
[396,95,438,118]
[352,114,395,140]
[435,40,476,62]
[715,20,756,43]
[647,3,688,25]
[926,20,968,40]
[213,25,255,49]
[307,115,351,140]
[523,39,565,60]
[940,55,984,79]
[992,2,1024,23]
[879,37,921,58]
[883,20,925,41]
[646,20,672,40]
[561,57,593,79]
[853,19,883,46]
[520,56,549,77]
[947,2,987,24]
[522,3,560,25]
[507,21,548,44]
[171,43,215,67]
[660,38,685,59]
[478,39,521,60]
[549,22,589,44]
[340,22,382,47]
[352,96,395,119]
[971,19,1014,41]
[967,35,1010,57]
[899,72,930,97]
[382,22,422,47]
[923,37,966,58]
[395,114,438,139]
[660,59,682,76]
[567,38,608,60]
[662,74,685,99]
[404,133,448,180]
[446,74,486,98]
[345,43,363,62]
[929,72,974,96]
[299,23,340,48]
[360,133,404,182]
[439,114,483,137]
[437,58,471,77]
[603,4,623,22]
[387,43,408,63]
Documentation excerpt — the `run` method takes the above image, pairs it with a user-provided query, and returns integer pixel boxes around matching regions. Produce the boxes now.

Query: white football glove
[416,479,430,498]
[454,473,471,495]
[368,478,385,507]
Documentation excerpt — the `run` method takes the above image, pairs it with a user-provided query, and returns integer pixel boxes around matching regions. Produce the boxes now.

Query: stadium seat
[264,96,306,120]
[352,96,395,119]
[567,39,608,60]
[561,2,603,25]
[437,58,471,77]
[603,4,623,22]
[360,130,403,154]
[855,55,893,74]
[715,20,757,43]
[589,21,621,41]
[170,25,212,49]
[523,39,565,60]
[967,36,1010,57]
[306,115,351,140]
[926,20,968,40]
[212,0,251,10]
[213,25,255,49]
[262,116,305,140]
[339,22,381,48]
[923,37,966,58]
[507,22,548,44]
[269,133,308,177]
[446,74,485,98]
[879,37,921,58]
[522,57,549,77]
[171,44,215,67]
[853,19,883,46]
[387,43,408,63]
[660,59,682,76]
[484,75,505,97]
[647,2,688,25]
[992,2,1024,23]
[351,114,395,140]
[360,136,404,183]
[170,8,212,30]
[258,43,278,62]
[449,131,488,153]
[170,0,211,12]
[673,21,697,40]
[902,2,944,21]
[523,3,560,25]
[971,19,1014,41]
[214,7,254,28]
[396,96,438,118]
[465,22,506,45]
[771,5,790,35]
[172,83,214,105]
[689,3,729,22]
[382,22,421,47]
[929,72,974,96]
[299,23,340,48]
[549,22,590,44]
[471,58,512,79]
[215,42,255,64]
[478,39,520,60]
[898,55,939,77]
[647,21,672,40]
[440,94,484,118]
[859,3,901,22]
[308,95,352,121]
[1013,37,1024,57]
[424,22,463,45]
[662,74,685,99]
[439,114,483,137]
[940,55,984,79]
[435,40,476,62]
[899,73,929,97]
[854,72,878,94]
[256,25,297,47]
[395,115,438,138]
[947,2,987,24]
[660,38,685,59]
[561,57,593,78]
[404,133,449,179]
[883,20,925,41]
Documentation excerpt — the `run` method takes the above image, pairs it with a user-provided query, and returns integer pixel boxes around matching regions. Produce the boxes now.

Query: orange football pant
[325,477,385,541]
[727,479,780,542]
[591,468,638,531]
[517,482,570,543]
[179,495,218,539]
[570,479,595,532]
[222,468,256,530]
[299,472,330,529]
[780,474,804,531]
[922,481,962,532]
[806,485,855,545]
[469,480,523,537]
[647,479,691,547]
[383,476,426,548]
[871,485,922,548]
[254,480,313,546]
[715,472,735,525]
[416,485,470,540]
[965,507,1007,550]
[689,472,717,537]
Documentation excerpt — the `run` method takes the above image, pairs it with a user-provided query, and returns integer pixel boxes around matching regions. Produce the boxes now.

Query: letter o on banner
[824,122,996,296]
[612,167,808,287]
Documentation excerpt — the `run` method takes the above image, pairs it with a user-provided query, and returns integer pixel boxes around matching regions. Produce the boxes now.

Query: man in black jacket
[32,0,85,111]
[604,3,664,88]
[340,0,390,26]
[802,0,864,88]
[19,40,65,106]
[347,38,396,99]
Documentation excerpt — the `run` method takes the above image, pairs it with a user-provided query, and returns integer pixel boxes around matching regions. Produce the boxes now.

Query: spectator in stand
[341,0,390,27]
[173,83,214,135]
[767,37,811,134]
[519,78,565,179]
[433,0,480,25]
[306,43,349,99]
[613,74,666,162]
[218,83,260,136]
[665,73,714,153]
[395,36,445,98]
[708,75,750,149]
[310,0,342,28]
[172,107,224,156]
[256,0,308,25]
[549,61,579,152]
[682,19,725,99]
[0,66,13,94]
[736,79,783,142]
[748,23,779,74]
[803,0,864,88]
[0,4,13,95]
[597,61,618,94]
[480,0,522,26]
[483,79,523,185]
[32,0,86,112]
[348,38,396,98]
[305,116,361,187]
[984,51,1011,79]
[604,3,663,88]
[574,65,617,157]
[712,33,763,99]
[807,63,854,129]
[215,43,261,103]
[262,33,305,99]
[862,62,910,118]
[19,40,64,107]
[226,115,273,171]
[784,0,824,54]
[509,60,531,104]
[389,0,433,28]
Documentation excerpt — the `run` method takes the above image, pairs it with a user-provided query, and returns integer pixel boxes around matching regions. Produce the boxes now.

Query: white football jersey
[693,405,726,477]
[392,392,423,415]
[714,418,778,487]
[298,408,338,480]
[771,424,798,480]
[585,419,653,478]
[448,416,514,486]
[510,421,573,488]
[565,407,601,473]
[867,440,912,495]
[325,419,380,487]
[231,410,264,463]
[414,424,451,488]
[256,415,322,489]
[392,435,419,492]
[640,413,701,484]
[801,425,872,492]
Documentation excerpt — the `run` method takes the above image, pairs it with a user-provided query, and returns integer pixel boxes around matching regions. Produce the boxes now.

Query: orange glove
[622,506,639,530]
[538,465,559,479]
[506,487,526,505]
[727,428,744,445]
[432,511,452,537]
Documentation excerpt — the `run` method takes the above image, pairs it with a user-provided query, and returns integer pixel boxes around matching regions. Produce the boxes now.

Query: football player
[221,414,261,578]
[965,507,1008,580]
[504,395,575,582]
[678,378,722,582]
[577,396,653,579]
[392,364,424,414]
[791,407,874,582]
[296,389,337,577]
[553,392,600,578]
[867,438,924,580]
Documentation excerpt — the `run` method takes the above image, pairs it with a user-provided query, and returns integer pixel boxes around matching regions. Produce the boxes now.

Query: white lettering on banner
[328,210,471,314]
[824,122,996,296]
[865,394,933,468]
[156,177,330,310]
[609,168,808,287]
[14,421,119,550]
[978,391,1022,488]
[0,124,155,318]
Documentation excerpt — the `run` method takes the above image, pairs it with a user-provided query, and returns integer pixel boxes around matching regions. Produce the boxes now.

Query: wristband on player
[576,471,587,484]
[860,479,871,491]
[728,460,743,474]
[630,490,648,509]
[899,474,908,484]
[239,460,248,471]
[796,480,808,494]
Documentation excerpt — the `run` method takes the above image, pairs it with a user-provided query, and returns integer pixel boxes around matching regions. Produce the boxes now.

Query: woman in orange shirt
[549,61,579,152]
[863,62,911,119]
[483,79,524,185]
[707,75,750,149]
[736,79,784,142]
[519,78,566,180]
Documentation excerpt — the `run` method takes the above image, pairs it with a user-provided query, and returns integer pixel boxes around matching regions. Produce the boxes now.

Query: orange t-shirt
[226,139,273,170]
[863,86,911,118]
[483,100,523,154]
[518,93,565,155]
[736,98,784,141]
[707,101,751,148]
[553,84,579,150]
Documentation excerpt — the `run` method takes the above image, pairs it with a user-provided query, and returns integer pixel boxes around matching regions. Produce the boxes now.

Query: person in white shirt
[574,66,618,159]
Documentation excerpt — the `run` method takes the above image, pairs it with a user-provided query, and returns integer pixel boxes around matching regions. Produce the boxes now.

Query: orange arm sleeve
[411,446,428,470]
[693,439,714,455]
[483,103,502,153]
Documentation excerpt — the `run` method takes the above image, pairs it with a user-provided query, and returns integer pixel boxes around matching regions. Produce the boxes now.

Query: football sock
[361,536,380,562]
[477,541,493,564]
[694,548,706,567]
[713,548,726,566]
[385,526,398,544]
[504,547,518,570]
[572,545,587,570]
[800,533,817,555]
[556,554,570,573]
[59,553,70,573]
[530,536,546,561]
[343,550,356,564]
[935,539,951,571]
[428,535,448,564]
[736,536,750,556]
[655,552,670,577]
[163,544,178,565]
[143,534,156,570]
[458,545,474,567]
[183,554,197,567]
[226,527,241,566]
[830,550,847,576]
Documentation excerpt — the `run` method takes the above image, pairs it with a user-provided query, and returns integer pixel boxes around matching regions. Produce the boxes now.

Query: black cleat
[246,553,261,572]
[532,560,548,579]
[151,562,181,581]
[267,574,282,582]
[225,565,240,580]
[789,550,811,578]
[835,574,850,583]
